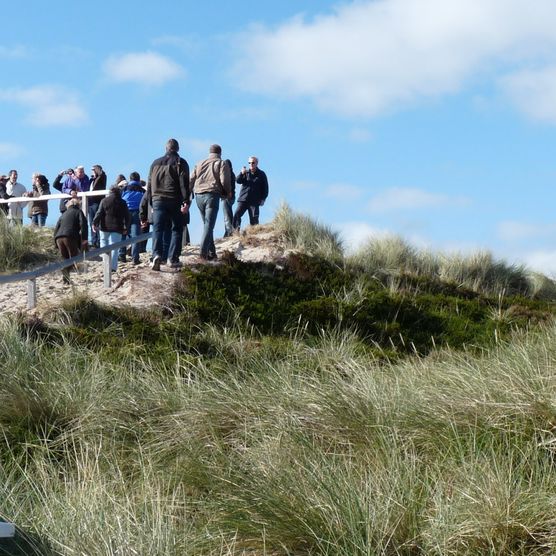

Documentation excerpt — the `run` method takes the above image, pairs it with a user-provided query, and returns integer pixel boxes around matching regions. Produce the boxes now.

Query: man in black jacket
[53,197,88,283]
[146,138,190,271]
[233,156,269,231]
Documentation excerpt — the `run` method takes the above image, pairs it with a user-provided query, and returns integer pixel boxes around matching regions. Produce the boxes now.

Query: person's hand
[260,199,265,206]
[241,166,247,175]
[92,225,97,233]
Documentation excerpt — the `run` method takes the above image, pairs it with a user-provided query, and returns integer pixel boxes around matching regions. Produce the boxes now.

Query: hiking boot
[151,256,161,271]
[170,260,183,269]
[118,254,127,263]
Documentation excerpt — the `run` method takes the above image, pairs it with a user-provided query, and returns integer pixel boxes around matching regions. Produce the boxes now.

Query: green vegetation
[2,205,556,554]
[0,212,58,273]
[273,202,344,261]
[3,311,556,554]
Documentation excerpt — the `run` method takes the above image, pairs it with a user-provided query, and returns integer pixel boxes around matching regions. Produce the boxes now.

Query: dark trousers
[119,210,141,263]
[56,236,80,283]
[233,202,259,230]
[88,202,100,246]
[152,198,183,263]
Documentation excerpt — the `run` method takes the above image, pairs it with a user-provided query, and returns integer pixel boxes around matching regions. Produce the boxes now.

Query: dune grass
[348,234,554,299]
[2,207,556,554]
[2,308,556,554]
[273,202,344,262]
[0,212,57,273]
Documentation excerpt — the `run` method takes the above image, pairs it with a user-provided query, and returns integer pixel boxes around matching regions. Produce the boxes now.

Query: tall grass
[0,212,57,272]
[348,233,554,299]
[3,309,556,554]
[273,202,344,262]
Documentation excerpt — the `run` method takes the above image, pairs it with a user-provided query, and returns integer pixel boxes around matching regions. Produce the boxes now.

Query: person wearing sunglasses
[232,156,268,232]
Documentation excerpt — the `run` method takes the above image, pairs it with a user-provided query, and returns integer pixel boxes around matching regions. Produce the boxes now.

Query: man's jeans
[100,231,122,272]
[31,213,47,227]
[152,198,183,263]
[196,192,220,257]
[221,195,235,237]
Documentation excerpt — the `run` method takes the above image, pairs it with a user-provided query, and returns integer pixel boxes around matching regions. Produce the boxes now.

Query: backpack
[223,159,235,197]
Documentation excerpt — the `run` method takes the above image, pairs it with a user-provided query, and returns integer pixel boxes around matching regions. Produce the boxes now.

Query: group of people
[0,170,51,226]
[1,138,269,279]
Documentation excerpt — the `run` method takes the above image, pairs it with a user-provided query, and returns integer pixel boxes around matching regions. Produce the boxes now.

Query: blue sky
[3,0,556,273]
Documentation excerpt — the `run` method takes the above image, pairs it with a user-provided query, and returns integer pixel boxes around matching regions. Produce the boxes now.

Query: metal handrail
[0,189,112,219]
[0,232,153,309]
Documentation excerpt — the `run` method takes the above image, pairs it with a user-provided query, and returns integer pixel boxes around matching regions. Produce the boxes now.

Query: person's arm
[260,171,269,204]
[92,200,103,231]
[179,158,190,203]
[236,169,247,184]
[52,173,64,192]
[53,217,61,244]
[188,164,197,197]
[139,193,148,224]
[220,160,232,197]
[79,211,88,244]
[123,204,131,235]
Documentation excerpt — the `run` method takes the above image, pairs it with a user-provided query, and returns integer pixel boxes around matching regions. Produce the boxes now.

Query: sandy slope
[0,226,287,317]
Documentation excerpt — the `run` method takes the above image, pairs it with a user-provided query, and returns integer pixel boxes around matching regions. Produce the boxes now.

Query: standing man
[146,138,190,271]
[232,156,269,232]
[5,170,27,225]
[53,165,90,213]
[53,196,88,284]
[190,144,231,261]
[88,164,107,248]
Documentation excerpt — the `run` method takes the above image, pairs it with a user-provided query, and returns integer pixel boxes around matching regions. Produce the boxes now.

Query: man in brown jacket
[190,144,231,260]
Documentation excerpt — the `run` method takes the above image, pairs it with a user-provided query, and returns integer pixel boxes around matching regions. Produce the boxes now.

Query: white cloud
[324,183,365,200]
[522,250,556,275]
[368,187,470,212]
[0,86,88,127]
[0,143,24,159]
[337,221,390,252]
[501,66,556,123]
[497,220,556,241]
[233,0,556,117]
[103,51,185,85]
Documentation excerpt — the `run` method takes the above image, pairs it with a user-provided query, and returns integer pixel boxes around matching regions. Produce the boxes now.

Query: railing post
[27,278,37,309]
[81,195,88,222]
[102,253,112,288]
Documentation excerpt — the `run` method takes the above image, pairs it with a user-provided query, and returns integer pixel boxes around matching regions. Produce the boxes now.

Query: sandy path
[0,229,285,317]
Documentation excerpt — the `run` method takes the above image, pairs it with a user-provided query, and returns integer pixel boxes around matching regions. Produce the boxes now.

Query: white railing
[0,228,152,310]
[0,188,111,217]
[0,190,156,309]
